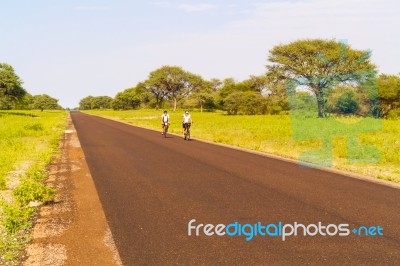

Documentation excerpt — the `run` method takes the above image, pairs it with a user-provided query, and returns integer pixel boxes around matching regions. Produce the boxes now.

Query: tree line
[0,63,63,111]
[79,39,400,119]
[2,39,399,118]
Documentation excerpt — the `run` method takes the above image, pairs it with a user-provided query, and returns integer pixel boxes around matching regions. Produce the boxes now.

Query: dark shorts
[183,123,191,129]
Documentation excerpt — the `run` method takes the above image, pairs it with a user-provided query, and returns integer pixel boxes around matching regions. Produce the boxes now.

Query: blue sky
[1,0,399,108]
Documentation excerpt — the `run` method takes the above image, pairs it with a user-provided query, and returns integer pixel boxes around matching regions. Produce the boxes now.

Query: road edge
[23,113,123,266]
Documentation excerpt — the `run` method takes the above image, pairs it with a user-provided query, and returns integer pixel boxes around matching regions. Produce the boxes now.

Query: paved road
[71,112,400,265]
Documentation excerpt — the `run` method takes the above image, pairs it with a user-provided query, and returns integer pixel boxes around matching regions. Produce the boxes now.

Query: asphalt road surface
[71,112,400,265]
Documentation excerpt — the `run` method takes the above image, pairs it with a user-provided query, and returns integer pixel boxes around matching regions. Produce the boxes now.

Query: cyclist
[161,110,170,135]
[182,110,192,136]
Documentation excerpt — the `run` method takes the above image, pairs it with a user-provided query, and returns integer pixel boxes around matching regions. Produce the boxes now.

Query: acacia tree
[0,63,26,109]
[145,66,204,111]
[144,79,168,110]
[267,39,376,117]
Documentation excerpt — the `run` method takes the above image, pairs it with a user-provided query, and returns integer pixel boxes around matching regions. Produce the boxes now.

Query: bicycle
[163,122,169,138]
[183,123,191,140]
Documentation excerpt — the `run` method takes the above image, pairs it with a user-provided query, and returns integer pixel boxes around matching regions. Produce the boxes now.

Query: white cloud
[178,3,217,12]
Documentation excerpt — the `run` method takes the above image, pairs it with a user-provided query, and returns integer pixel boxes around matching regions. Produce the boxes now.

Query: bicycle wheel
[187,128,190,140]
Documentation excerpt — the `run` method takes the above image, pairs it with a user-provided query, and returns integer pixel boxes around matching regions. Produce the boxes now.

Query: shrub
[0,201,33,234]
[25,165,46,182]
[224,91,265,115]
[224,92,243,115]
[337,92,360,114]
[24,123,43,131]
[12,179,55,206]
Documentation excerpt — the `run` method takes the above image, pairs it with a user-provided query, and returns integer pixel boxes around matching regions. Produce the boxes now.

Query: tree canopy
[91,96,113,109]
[79,96,112,110]
[144,66,204,110]
[112,84,151,110]
[267,39,376,117]
[0,63,26,109]
[31,94,62,111]
[79,96,95,110]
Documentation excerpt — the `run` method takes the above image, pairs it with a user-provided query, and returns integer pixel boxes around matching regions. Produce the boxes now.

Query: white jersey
[162,114,169,123]
[183,114,191,123]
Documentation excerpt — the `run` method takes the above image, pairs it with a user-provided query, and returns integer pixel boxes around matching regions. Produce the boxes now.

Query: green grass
[85,109,400,182]
[0,110,67,264]
[0,231,30,264]
[0,111,66,189]
[0,202,34,234]
[12,179,55,206]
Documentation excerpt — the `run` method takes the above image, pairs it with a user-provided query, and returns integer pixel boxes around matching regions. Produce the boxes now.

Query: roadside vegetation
[80,39,399,182]
[0,110,67,265]
[1,61,66,263]
[86,109,400,183]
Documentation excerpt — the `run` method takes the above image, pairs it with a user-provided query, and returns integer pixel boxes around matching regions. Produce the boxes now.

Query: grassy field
[0,110,67,264]
[85,109,400,183]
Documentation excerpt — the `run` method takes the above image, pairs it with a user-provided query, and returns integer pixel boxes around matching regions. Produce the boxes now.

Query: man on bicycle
[182,110,192,135]
[161,110,170,135]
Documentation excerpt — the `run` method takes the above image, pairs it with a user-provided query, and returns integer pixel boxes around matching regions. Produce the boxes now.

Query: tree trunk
[155,95,160,110]
[316,91,325,118]
[173,97,177,111]
[200,103,203,113]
